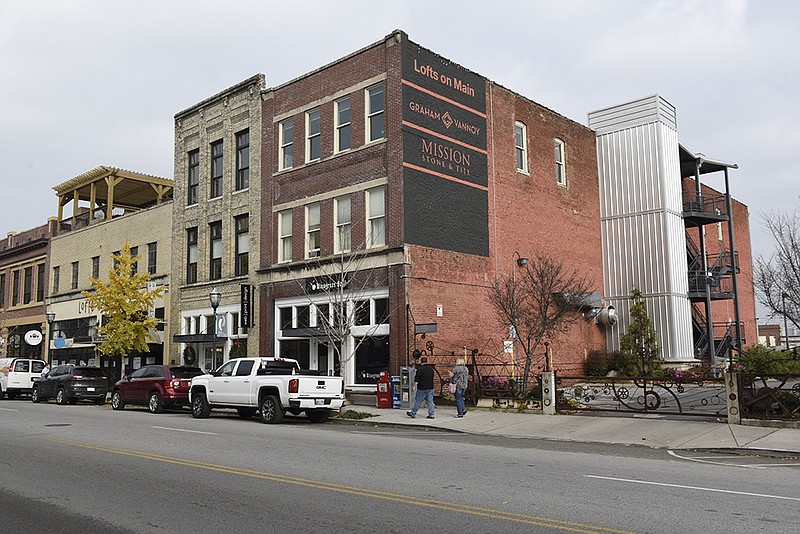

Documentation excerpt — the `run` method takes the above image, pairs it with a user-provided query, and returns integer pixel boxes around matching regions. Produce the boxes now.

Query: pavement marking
[348,430,466,436]
[151,426,217,435]
[46,436,633,534]
[585,474,800,502]
[667,450,766,469]
[0,407,18,412]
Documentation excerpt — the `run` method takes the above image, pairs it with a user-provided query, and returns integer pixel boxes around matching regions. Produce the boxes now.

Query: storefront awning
[172,334,228,344]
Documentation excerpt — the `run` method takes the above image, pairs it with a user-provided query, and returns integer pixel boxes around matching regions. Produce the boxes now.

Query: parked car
[111,365,204,413]
[0,358,47,399]
[31,365,108,405]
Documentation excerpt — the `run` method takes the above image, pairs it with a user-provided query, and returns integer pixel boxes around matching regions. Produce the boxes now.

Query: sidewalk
[342,404,800,455]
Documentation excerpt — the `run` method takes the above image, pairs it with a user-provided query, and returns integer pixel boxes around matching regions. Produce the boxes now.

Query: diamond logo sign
[441,111,453,129]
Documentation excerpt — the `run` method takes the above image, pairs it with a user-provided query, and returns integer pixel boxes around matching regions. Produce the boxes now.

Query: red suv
[111,365,203,413]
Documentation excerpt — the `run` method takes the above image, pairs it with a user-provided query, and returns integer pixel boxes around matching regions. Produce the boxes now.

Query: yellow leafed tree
[82,242,164,358]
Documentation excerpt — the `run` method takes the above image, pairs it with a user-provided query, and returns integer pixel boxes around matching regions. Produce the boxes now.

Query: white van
[0,358,47,399]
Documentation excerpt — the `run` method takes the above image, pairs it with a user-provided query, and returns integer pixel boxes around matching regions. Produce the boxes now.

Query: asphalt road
[1,399,798,533]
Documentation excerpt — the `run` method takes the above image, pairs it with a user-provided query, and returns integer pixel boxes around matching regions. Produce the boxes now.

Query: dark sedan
[111,365,204,413]
[32,365,108,405]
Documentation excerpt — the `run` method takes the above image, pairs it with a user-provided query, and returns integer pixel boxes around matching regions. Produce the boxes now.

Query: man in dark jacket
[407,356,435,419]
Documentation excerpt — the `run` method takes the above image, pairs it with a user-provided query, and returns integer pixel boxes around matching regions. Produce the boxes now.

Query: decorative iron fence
[738,373,800,420]
[555,375,727,417]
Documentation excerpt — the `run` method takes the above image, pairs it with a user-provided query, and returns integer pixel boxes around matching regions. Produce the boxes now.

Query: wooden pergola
[53,166,173,233]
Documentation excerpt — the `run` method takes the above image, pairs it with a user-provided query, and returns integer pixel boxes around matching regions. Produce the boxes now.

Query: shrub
[739,345,800,374]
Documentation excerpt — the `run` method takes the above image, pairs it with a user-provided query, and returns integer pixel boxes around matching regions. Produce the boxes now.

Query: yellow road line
[47,436,635,534]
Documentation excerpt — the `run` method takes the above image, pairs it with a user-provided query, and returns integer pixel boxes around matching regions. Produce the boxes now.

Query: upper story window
[515,122,528,173]
[235,214,249,276]
[235,129,250,191]
[187,149,200,205]
[0,273,5,308]
[335,97,351,152]
[147,242,157,275]
[36,264,45,303]
[186,227,198,284]
[23,266,32,304]
[366,84,385,142]
[91,256,100,279]
[52,266,60,293]
[209,221,222,280]
[278,209,292,263]
[306,108,321,162]
[11,270,19,305]
[130,246,139,275]
[335,196,352,254]
[279,119,293,171]
[555,138,566,186]
[366,187,385,248]
[306,203,321,259]
[210,140,223,199]
[71,261,79,290]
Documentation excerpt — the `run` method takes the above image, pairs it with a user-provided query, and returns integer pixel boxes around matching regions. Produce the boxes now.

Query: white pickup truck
[189,357,345,423]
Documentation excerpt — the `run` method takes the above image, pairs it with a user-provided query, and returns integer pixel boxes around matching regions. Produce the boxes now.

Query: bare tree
[296,246,387,382]
[489,252,592,392]
[754,207,800,330]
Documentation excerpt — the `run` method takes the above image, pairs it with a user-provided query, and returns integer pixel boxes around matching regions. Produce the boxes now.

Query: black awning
[172,334,228,343]
[282,327,327,338]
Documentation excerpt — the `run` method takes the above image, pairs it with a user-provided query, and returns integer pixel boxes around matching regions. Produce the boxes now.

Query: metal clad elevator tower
[588,95,694,361]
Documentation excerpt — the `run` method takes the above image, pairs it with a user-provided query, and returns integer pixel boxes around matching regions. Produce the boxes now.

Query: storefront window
[280,339,310,369]
[355,336,389,384]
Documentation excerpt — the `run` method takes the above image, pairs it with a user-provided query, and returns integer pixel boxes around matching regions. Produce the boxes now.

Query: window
[555,138,566,186]
[11,270,19,305]
[147,242,157,275]
[515,122,528,173]
[235,214,249,276]
[209,221,222,280]
[279,119,293,170]
[92,256,100,279]
[306,108,321,162]
[187,149,199,205]
[235,129,250,190]
[210,140,223,198]
[278,210,292,263]
[334,196,351,253]
[23,266,32,304]
[367,84,385,142]
[366,187,385,248]
[130,246,138,275]
[186,227,198,283]
[335,97,351,152]
[306,203,321,258]
[0,273,5,308]
[52,266,60,293]
[36,263,45,302]
[71,261,79,290]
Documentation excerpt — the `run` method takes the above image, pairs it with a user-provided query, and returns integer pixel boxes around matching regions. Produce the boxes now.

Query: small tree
[297,246,386,381]
[618,287,660,376]
[489,252,592,392]
[82,242,164,359]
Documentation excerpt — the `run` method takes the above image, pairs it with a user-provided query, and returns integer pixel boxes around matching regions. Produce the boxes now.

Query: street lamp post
[782,292,790,351]
[45,311,55,366]
[209,288,222,371]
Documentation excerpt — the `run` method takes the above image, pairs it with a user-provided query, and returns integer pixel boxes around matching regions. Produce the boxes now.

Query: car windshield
[171,367,204,379]
[74,368,106,378]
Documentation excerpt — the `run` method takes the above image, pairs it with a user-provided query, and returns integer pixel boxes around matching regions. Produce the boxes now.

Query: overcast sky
[2,0,798,264]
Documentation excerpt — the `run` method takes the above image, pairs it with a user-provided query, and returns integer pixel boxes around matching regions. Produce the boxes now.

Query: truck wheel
[111,390,125,410]
[31,386,41,403]
[237,407,257,418]
[306,410,330,423]
[56,388,69,405]
[191,392,212,418]
[259,395,284,424]
[148,392,164,414]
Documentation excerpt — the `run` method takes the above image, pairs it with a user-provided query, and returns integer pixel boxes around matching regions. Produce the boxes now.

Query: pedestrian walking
[407,356,435,419]
[450,357,469,417]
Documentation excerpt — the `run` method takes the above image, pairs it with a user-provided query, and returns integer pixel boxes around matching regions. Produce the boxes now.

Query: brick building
[0,221,56,360]
[48,167,173,383]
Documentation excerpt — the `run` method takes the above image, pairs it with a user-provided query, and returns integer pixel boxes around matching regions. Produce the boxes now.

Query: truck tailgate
[296,376,343,397]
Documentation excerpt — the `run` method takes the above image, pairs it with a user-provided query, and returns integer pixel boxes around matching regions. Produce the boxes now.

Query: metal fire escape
[680,148,743,369]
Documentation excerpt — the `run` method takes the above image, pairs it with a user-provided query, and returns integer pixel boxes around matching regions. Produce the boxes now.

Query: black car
[32,365,108,405]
